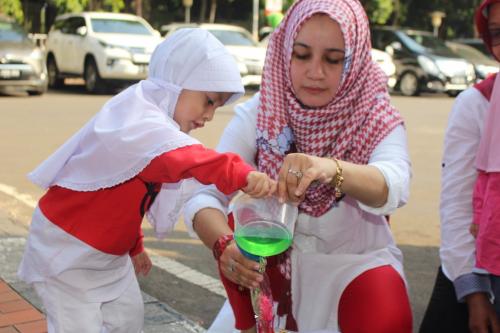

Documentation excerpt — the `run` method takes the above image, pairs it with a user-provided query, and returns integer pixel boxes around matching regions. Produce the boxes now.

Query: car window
[402,31,455,56]
[207,29,257,46]
[0,20,28,42]
[59,17,84,34]
[90,18,152,35]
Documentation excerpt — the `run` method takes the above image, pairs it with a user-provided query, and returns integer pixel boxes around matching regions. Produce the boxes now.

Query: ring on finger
[288,168,303,180]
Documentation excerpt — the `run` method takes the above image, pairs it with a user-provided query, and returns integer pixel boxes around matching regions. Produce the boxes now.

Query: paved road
[0,85,455,331]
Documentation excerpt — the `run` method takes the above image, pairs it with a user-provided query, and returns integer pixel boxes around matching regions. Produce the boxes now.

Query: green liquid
[235,221,292,257]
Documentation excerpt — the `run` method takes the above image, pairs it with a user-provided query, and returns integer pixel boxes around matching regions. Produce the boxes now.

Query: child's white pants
[33,275,144,333]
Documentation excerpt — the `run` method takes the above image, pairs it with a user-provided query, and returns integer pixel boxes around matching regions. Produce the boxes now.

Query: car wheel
[399,72,419,96]
[447,91,460,97]
[84,58,104,94]
[47,56,64,88]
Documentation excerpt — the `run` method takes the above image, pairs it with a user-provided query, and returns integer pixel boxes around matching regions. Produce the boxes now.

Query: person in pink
[472,4,500,317]
[17,28,276,333]
[420,1,500,332]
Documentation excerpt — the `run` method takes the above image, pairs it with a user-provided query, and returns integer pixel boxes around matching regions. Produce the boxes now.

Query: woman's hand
[278,153,336,203]
[277,153,388,207]
[466,292,500,333]
[219,241,264,289]
[131,251,152,277]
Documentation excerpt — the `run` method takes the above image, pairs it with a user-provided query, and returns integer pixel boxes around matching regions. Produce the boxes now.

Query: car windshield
[398,31,455,56]
[91,18,152,35]
[0,21,28,42]
[208,29,257,46]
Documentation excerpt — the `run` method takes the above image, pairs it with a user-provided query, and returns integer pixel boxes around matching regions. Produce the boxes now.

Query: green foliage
[53,0,89,13]
[0,0,24,22]
[365,0,393,24]
[103,0,125,12]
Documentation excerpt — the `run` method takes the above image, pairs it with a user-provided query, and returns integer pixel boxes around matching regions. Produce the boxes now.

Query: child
[17,28,276,333]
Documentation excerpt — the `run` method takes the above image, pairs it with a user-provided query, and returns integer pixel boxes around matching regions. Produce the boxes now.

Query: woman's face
[489,2,500,60]
[290,14,345,108]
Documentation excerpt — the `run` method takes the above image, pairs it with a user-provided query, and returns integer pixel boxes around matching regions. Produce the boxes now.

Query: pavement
[0,209,207,333]
[0,207,442,333]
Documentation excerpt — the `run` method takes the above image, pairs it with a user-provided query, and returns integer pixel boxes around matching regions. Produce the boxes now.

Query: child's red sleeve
[139,144,254,194]
[129,228,144,257]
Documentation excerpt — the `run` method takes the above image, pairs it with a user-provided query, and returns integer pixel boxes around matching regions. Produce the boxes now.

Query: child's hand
[243,171,276,198]
[131,251,152,277]
[470,223,479,238]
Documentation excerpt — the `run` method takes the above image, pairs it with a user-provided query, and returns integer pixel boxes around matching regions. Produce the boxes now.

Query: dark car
[446,41,498,80]
[452,38,492,59]
[0,15,48,95]
[371,27,476,96]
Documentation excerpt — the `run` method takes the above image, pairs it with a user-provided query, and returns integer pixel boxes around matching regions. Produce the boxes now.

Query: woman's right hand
[466,292,500,333]
[219,240,264,289]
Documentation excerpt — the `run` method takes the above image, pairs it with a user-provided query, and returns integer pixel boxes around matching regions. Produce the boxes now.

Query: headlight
[98,40,131,57]
[418,56,440,77]
[99,40,130,53]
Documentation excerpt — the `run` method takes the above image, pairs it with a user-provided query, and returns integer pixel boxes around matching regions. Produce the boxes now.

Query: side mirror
[390,41,402,51]
[76,26,87,36]
[385,41,402,56]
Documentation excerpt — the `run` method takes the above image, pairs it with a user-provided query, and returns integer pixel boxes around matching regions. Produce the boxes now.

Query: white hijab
[29,28,245,237]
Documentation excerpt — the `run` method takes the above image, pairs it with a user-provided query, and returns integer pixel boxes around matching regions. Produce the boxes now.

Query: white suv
[46,12,162,93]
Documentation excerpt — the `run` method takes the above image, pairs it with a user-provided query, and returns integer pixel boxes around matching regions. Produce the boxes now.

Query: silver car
[0,16,48,95]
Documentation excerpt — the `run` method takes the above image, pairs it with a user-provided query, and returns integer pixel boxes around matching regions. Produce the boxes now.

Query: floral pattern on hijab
[256,0,404,217]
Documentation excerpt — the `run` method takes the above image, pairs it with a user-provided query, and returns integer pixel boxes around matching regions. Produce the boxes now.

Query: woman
[184,0,412,332]
[420,1,500,332]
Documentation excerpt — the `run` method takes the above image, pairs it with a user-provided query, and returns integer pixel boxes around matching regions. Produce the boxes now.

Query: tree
[0,0,24,22]
[53,0,88,12]
[54,0,124,13]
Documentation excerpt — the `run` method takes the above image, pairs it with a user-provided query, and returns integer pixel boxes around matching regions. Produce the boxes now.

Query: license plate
[0,69,21,79]
[132,53,150,64]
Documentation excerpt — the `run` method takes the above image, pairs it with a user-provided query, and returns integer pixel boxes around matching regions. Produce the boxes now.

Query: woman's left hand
[278,153,336,203]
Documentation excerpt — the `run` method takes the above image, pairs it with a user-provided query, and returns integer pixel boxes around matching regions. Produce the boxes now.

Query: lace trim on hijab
[33,139,198,192]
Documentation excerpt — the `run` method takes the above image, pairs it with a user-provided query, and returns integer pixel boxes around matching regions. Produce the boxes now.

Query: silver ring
[229,259,235,272]
[288,168,303,179]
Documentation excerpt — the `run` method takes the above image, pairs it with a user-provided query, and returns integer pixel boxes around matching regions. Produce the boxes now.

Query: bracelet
[331,158,344,199]
[212,234,234,261]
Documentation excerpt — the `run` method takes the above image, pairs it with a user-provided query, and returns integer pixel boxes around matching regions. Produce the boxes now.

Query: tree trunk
[392,0,400,26]
[199,0,207,22]
[135,0,142,17]
[209,0,216,23]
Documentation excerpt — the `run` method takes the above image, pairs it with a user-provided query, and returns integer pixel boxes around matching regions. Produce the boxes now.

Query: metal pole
[252,0,259,40]
[185,6,191,23]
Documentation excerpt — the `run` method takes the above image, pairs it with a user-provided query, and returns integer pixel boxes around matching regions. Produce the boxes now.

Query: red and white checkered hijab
[256,0,404,217]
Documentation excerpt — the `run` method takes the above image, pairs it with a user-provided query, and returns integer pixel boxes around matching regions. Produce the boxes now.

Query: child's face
[489,3,500,60]
[174,90,233,133]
